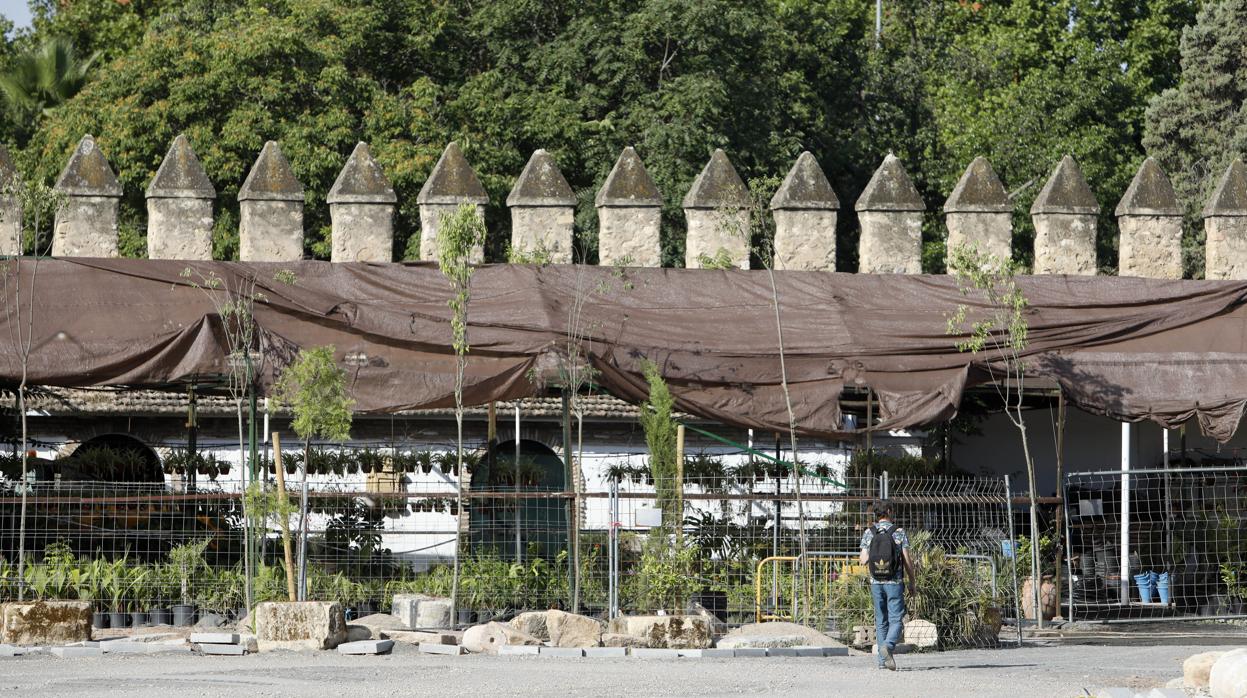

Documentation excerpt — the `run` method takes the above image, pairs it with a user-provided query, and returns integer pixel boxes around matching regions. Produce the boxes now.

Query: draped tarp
[3,258,1247,441]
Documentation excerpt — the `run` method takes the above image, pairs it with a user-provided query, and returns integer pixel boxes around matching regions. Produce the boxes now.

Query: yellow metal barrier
[755,556,797,623]
[755,553,870,624]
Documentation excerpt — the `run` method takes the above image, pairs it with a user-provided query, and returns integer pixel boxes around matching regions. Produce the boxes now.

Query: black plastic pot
[149,607,172,626]
[457,609,475,626]
[693,590,728,623]
[171,604,196,627]
[131,611,148,628]
[358,600,378,616]
[92,611,110,629]
[109,611,129,629]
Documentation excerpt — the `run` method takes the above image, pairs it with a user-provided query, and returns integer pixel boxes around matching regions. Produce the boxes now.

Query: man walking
[859,500,917,670]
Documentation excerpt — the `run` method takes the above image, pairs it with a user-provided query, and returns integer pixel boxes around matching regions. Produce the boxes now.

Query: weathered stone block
[1032,214,1098,275]
[419,203,486,263]
[391,594,452,630]
[0,601,91,646]
[509,611,550,641]
[254,601,346,650]
[462,621,542,654]
[946,212,1012,265]
[601,632,647,648]
[0,146,19,256]
[240,200,303,262]
[1186,650,1227,688]
[858,210,922,274]
[902,619,938,649]
[598,206,661,267]
[418,642,464,655]
[53,197,119,257]
[1211,647,1247,698]
[510,206,574,263]
[385,630,458,646]
[684,209,750,269]
[605,615,711,650]
[1118,216,1183,278]
[716,622,842,650]
[331,202,393,262]
[546,609,603,648]
[1206,217,1247,280]
[148,197,213,260]
[773,209,837,271]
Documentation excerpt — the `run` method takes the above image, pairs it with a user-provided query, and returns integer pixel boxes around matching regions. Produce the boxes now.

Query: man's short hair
[872,500,892,520]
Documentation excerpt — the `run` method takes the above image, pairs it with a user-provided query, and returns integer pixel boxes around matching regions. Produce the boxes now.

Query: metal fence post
[1005,474,1022,646]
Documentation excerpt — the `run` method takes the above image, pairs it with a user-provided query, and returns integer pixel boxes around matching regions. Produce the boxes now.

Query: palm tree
[0,37,99,117]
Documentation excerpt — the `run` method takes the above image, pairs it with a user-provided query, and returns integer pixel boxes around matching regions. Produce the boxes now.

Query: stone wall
[16,134,1247,279]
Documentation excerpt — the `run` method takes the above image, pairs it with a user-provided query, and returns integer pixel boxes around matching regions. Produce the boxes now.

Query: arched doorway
[470,439,567,559]
[67,434,162,482]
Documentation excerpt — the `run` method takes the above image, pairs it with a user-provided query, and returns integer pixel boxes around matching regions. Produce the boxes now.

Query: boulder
[605,615,712,649]
[0,601,91,646]
[391,594,452,630]
[254,601,347,651]
[903,619,938,649]
[1187,651,1227,689]
[546,609,602,648]
[601,632,648,648]
[461,622,543,654]
[716,622,843,650]
[1211,648,1247,698]
[348,613,409,640]
[509,611,551,641]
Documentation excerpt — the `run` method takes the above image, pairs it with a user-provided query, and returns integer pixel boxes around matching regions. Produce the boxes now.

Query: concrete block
[701,648,735,658]
[733,648,768,658]
[199,643,247,656]
[254,601,346,650]
[1145,689,1187,698]
[1091,689,1136,698]
[419,642,463,656]
[820,646,849,657]
[498,644,540,656]
[190,633,239,645]
[100,640,156,654]
[0,644,24,657]
[51,646,103,658]
[584,647,628,658]
[337,639,395,655]
[1,601,92,646]
[768,647,802,657]
[539,647,584,658]
[387,630,457,646]
[676,649,703,658]
[631,648,681,659]
[391,594,452,631]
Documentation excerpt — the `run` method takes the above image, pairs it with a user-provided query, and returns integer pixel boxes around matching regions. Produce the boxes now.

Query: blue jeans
[871,582,905,666]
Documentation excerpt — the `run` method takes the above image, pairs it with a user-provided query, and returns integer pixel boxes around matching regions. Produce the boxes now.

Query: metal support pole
[609,476,619,620]
[1120,422,1131,603]
[514,402,522,564]
[560,389,575,609]
[1005,475,1023,645]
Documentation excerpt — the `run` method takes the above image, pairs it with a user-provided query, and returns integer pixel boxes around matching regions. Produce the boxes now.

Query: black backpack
[867,524,903,582]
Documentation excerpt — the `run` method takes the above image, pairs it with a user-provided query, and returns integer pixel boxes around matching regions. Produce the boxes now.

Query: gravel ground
[0,643,1212,697]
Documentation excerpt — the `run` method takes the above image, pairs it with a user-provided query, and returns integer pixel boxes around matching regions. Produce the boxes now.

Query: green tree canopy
[1145,0,1247,278]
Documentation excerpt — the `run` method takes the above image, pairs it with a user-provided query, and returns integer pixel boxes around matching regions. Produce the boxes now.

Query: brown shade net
[2,259,1246,441]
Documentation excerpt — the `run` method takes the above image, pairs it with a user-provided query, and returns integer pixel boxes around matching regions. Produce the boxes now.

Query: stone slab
[190,633,240,645]
[0,644,24,657]
[51,646,103,658]
[584,647,628,658]
[386,630,458,646]
[676,649,703,658]
[498,644,540,656]
[199,643,247,656]
[768,647,802,657]
[630,648,681,659]
[701,648,735,658]
[1144,690,1186,698]
[539,647,584,658]
[100,640,158,654]
[337,639,395,655]
[1091,689,1135,698]
[819,646,849,657]
[733,648,768,658]
[419,642,463,656]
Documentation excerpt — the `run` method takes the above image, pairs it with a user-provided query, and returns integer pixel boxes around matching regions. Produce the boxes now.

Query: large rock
[602,632,648,648]
[716,622,843,650]
[351,613,408,640]
[1211,648,1247,698]
[509,611,551,641]
[903,619,938,649]
[605,615,712,649]
[1187,651,1227,689]
[462,622,543,654]
[546,610,602,648]
[391,594,452,630]
[1,601,91,646]
[254,601,346,651]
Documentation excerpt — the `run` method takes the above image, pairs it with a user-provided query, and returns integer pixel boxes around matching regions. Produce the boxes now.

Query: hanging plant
[417,451,433,474]
[346,452,360,475]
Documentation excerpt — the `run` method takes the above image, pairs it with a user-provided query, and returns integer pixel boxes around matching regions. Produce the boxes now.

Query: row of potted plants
[606,454,837,488]
[244,449,482,477]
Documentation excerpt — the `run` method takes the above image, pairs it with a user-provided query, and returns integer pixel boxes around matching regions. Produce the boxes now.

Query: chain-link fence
[1064,465,1247,622]
[0,442,1019,649]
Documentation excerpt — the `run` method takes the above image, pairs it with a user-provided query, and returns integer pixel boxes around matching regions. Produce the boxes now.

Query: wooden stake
[272,432,297,602]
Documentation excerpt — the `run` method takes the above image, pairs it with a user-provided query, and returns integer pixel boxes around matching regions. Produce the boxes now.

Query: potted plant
[128,565,151,628]
[1018,534,1058,620]
[168,539,209,626]
[148,563,174,625]
[104,558,130,629]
